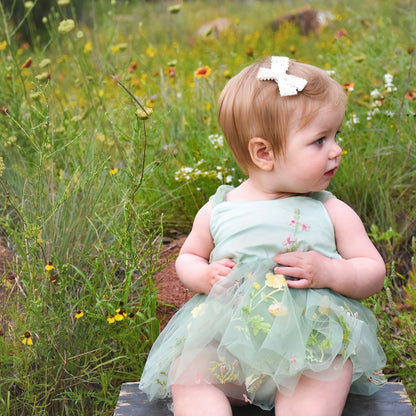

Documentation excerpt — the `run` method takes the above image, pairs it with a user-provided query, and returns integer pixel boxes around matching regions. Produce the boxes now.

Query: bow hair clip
[257,56,307,96]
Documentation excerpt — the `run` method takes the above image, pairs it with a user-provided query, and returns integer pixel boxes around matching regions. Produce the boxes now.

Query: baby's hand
[273,251,330,289]
[207,259,236,288]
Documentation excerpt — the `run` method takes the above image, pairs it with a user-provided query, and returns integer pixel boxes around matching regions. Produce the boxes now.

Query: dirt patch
[153,234,194,328]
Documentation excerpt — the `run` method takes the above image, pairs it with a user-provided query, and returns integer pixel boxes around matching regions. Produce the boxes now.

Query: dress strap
[210,185,235,205]
[311,190,336,203]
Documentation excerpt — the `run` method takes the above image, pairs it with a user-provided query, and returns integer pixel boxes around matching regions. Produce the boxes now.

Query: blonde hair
[218,57,346,172]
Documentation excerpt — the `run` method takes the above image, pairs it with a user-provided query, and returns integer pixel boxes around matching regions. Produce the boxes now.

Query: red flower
[22,57,33,69]
[128,61,138,72]
[194,66,211,78]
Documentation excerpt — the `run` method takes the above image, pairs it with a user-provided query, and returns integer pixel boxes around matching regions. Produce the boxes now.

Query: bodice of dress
[209,185,342,264]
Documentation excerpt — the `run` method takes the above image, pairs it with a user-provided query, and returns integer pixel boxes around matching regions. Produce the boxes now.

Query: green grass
[0,0,415,414]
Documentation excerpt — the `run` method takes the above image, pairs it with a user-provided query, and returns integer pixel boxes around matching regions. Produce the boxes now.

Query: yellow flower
[191,303,205,318]
[110,167,118,175]
[114,308,127,321]
[253,282,261,290]
[83,41,92,53]
[265,273,287,289]
[136,107,153,120]
[146,47,156,57]
[111,43,128,53]
[0,40,7,51]
[75,310,84,319]
[45,262,55,271]
[22,331,33,345]
[58,19,75,34]
[107,315,115,324]
[194,66,212,78]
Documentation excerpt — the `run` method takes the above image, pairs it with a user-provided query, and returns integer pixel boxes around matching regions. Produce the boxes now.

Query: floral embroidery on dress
[239,272,288,336]
[283,208,310,251]
[245,373,265,393]
[210,358,240,384]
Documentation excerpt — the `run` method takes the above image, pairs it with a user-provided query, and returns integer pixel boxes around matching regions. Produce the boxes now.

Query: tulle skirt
[139,261,386,410]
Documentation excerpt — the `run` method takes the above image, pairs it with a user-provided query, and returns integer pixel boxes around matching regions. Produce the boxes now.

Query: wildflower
[0,40,7,51]
[168,67,177,78]
[21,57,33,69]
[107,315,116,324]
[83,41,92,53]
[370,89,384,99]
[75,310,84,319]
[405,88,416,100]
[22,332,33,345]
[24,2,34,9]
[45,262,55,271]
[343,82,354,92]
[168,4,182,14]
[253,282,261,290]
[58,0,70,5]
[194,66,211,78]
[265,273,287,289]
[128,61,138,72]
[111,43,128,53]
[208,134,224,149]
[39,58,52,68]
[146,47,156,57]
[384,73,397,92]
[136,107,153,120]
[0,107,8,115]
[58,19,75,34]
[335,28,347,38]
[110,168,118,175]
[49,275,58,283]
[115,308,127,321]
[35,72,51,81]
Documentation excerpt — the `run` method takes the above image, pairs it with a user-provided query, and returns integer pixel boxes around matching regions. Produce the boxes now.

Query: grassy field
[0,0,415,414]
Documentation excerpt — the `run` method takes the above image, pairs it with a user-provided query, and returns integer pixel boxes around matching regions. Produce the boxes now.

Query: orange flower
[22,57,33,69]
[343,82,355,92]
[128,61,138,72]
[405,88,416,100]
[194,66,211,78]
[335,28,347,38]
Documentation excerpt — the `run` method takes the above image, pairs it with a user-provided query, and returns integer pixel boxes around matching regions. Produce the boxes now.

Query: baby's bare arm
[176,202,235,295]
[274,198,385,299]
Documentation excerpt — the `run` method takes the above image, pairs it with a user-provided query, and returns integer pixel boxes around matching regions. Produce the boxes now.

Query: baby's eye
[315,137,325,145]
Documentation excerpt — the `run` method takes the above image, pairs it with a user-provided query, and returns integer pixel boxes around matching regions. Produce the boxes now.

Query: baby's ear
[248,137,274,171]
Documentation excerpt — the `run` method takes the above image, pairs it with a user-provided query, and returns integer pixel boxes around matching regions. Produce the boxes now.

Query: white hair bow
[257,56,307,96]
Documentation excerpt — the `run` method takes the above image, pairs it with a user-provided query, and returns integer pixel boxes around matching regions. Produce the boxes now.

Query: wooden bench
[114,381,414,416]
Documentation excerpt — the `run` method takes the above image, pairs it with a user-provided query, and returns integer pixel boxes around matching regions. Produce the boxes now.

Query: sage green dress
[139,186,386,410]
